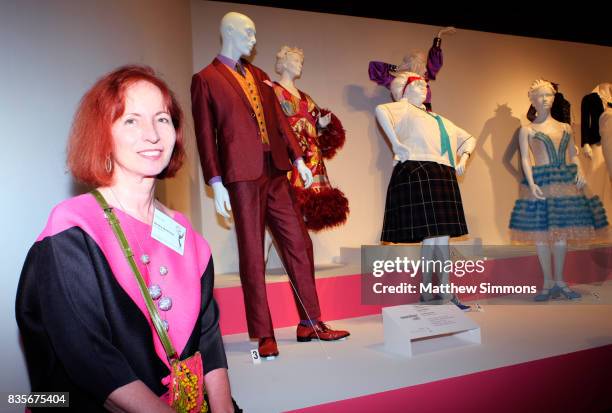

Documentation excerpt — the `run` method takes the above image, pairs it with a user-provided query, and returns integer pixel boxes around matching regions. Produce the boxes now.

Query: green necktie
[427,112,455,168]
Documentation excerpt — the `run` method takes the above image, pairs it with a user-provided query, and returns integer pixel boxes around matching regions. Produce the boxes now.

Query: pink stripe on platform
[215,247,612,336]
[285,344,612,413]
[214,274,382,336]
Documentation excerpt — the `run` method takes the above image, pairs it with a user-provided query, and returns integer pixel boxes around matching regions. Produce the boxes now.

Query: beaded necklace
[109,187,173,331]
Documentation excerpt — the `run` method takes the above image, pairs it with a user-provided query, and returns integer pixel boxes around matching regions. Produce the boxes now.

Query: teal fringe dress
[509,131,608,242]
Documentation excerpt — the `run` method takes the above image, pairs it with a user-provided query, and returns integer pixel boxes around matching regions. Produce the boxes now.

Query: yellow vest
[227,65,270,145]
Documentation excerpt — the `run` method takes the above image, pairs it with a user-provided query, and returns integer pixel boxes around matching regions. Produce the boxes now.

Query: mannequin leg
[552,240,581,299]
[263,229,274,269]
[434,236,452,302]
[534,242,556,301]
[420,238,436,301]
[434,236,471,310]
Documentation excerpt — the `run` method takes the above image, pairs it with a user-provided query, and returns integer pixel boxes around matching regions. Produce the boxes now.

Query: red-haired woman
[16,66,240,412]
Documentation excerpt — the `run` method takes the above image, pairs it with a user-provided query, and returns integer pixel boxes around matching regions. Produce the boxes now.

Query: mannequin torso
[526,119,571,167]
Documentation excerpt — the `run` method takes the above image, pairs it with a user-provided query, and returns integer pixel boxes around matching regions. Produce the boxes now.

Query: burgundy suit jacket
[191,58,303,184]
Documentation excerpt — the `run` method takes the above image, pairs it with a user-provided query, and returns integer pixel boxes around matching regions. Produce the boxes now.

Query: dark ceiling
[212,1,611,47]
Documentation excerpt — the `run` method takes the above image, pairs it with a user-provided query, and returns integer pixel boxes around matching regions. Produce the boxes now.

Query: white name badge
[151,208,186,255]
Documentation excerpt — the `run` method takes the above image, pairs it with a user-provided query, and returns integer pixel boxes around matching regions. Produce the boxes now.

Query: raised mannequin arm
[375,104,410,161]
[436,26,456,38]
[518,126,545,200]
[427,26,455,81]
[436,26,457,38]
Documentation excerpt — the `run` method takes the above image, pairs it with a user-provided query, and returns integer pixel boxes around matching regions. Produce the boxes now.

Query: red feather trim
[318,109,346,160]
[293,186,349,232]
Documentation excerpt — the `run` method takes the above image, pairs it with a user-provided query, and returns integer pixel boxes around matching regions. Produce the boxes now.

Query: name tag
[151,208,186,255]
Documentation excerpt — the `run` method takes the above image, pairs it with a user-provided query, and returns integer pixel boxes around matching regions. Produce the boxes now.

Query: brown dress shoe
[258,337,279,358]
[296,321,350,342]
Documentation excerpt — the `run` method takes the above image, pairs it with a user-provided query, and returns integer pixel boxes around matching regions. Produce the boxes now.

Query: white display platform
[222,281,612,413]
[383,304,481,357]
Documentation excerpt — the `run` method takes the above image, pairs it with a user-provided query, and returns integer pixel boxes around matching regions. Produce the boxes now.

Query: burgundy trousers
[226,153,321,338]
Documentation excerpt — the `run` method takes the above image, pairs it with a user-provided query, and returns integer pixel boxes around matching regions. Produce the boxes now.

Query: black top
[15,226,227,412]
[581,92,608,146]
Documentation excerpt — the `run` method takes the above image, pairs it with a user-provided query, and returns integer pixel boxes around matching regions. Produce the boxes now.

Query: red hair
[67,65,185,186]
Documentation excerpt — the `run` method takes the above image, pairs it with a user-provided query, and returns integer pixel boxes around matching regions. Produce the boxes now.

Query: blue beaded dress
[509,130,608,242]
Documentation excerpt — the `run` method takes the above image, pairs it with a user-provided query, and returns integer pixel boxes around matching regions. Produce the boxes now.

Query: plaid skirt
[381,160,468,243]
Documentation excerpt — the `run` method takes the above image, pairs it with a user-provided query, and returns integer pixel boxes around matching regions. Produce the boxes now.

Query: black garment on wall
[581,92,609,146]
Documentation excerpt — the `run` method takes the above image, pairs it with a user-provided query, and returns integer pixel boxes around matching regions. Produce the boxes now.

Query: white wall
[1,0,194,397]
[3,0,611,397]
[189,1,612,274]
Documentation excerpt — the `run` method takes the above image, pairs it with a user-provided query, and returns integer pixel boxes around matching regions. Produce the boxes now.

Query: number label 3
[251,349,262,364]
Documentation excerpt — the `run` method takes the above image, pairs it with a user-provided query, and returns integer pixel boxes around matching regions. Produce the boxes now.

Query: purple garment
[426,38,443,80]
[368,61,397,89]
[368,38,443,107]
[209,176,222,185]
[216,54,239,69]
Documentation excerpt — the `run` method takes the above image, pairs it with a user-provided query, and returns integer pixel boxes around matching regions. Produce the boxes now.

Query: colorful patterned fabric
[272,82,349,231]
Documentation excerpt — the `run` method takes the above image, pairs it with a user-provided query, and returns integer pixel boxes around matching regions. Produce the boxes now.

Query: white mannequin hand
[575,171,587,189]
[211,181,232,218]
[392,143,410,162]
[456,159,466,176]
[318,113,332,128]
[296,159,313,188]
[437,26,456,37]
[455,153,470,176]
[583,144,593,159]
[529,184,546,200]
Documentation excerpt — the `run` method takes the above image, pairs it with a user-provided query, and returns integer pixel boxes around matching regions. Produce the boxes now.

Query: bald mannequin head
[219,12,256,61]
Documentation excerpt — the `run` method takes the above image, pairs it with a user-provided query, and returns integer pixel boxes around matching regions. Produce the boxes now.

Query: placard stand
[383,304,481,357]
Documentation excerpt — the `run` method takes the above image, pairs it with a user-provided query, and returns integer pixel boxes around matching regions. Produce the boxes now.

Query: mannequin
[190,12,349,359]
[600,107,612,179]
[375,72,475,310]
[582,83,612,158]
[210,12,312,206]
[509,80,609,301]
[368,26,456,110]
[273,46,349,231]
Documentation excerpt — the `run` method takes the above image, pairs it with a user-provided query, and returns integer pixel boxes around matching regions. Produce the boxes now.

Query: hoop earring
[105,155,113,173]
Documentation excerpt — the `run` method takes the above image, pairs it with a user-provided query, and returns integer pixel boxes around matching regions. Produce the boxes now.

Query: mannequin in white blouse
[376,72,474,306]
